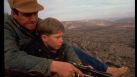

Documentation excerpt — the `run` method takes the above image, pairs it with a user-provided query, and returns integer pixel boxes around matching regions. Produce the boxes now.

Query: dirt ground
[64,23,135,77]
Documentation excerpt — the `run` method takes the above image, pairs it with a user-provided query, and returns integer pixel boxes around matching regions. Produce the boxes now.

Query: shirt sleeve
[4,25,52,76]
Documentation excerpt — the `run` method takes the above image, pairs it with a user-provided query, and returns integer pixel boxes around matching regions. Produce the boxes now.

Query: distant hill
[112,17,135,24]
[62,20,113,29]
[62,17,135,29]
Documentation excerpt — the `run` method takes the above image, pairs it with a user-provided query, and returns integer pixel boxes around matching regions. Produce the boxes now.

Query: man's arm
[4,26,52,76]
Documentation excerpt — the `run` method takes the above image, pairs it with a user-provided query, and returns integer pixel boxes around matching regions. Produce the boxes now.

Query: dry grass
[63,18,135,77]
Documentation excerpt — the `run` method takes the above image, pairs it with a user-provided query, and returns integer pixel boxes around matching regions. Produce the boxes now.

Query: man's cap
[8,0,44,13]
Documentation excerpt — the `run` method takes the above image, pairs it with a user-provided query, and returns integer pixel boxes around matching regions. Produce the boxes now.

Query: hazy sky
[4,0,135,21]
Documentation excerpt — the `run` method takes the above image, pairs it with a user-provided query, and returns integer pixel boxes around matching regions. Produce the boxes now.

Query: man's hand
[49,61,84,77]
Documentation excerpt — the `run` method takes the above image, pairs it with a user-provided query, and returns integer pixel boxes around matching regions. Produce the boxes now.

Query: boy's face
[41,31,64,50]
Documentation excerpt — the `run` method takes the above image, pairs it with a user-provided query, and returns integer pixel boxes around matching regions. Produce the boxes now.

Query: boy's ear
[41,35,48,42]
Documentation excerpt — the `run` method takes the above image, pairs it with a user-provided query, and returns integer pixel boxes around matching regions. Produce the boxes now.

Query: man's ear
[11,10,17,18]
[41,35,48,43]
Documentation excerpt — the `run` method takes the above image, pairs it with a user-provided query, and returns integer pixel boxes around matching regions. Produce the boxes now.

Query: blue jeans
[73,47,108,72]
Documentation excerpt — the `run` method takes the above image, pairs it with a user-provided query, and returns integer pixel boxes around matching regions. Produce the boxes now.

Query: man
[4,0,128,77]
[5,0,83,77]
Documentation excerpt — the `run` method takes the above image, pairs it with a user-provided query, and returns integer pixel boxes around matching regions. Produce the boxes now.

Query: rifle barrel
[70,62,112,77]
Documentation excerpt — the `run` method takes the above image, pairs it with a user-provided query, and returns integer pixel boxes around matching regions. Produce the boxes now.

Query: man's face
[13,11,38,32]
[42,32,64,50]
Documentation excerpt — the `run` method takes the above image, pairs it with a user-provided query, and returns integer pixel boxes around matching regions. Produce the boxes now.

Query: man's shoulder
[60,41,74,53]
[63,41,72,48]
[4,14,11,23]
[4,14,14,28]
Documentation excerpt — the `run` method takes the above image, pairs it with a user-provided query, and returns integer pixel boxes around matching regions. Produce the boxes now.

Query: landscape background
[4,0,135,76]
[62,17,135,77]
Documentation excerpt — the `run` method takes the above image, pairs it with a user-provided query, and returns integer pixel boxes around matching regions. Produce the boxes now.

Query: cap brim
[16,3,44,13]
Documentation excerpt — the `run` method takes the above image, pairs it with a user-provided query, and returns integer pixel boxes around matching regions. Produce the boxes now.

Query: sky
[4,0,135,21]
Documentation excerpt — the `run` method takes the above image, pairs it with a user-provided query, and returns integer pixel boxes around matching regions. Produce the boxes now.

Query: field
[63,17,135,77]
